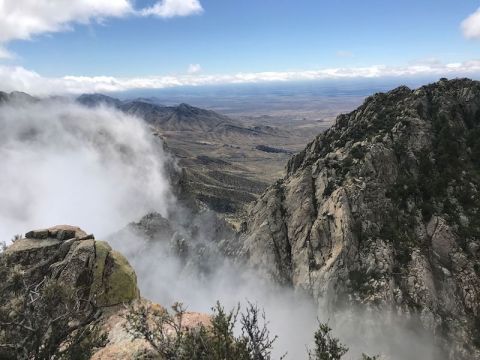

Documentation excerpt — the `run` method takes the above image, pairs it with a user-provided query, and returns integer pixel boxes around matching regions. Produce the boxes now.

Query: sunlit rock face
[239,79,480,359]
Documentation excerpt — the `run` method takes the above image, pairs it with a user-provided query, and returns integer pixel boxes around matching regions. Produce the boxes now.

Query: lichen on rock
[94,242,140,307]
[3,225,140,308]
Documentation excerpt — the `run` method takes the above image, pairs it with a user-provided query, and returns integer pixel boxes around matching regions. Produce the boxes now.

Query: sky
[1,0,480,94]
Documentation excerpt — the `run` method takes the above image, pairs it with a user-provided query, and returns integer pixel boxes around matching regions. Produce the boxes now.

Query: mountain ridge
[238,78,480,359]
[77,93,253,133]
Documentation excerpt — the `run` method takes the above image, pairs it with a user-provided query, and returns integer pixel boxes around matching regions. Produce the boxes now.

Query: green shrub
[125,301,280,360]
[350,145,365,160]
[308,322,348,360]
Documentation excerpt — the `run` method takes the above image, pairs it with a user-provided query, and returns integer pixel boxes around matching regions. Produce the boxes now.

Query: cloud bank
[0,60,480,95]
[0,98,173,242]
[462,7,480,39]
[0,0,204,58]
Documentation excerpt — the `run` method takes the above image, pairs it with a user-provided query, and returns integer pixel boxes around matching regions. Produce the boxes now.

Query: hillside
[238,78,480,359]
[122,101,233,132]
[76,93,322,214]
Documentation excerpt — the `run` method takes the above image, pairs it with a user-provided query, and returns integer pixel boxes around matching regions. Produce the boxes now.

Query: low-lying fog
[0,98,442,359]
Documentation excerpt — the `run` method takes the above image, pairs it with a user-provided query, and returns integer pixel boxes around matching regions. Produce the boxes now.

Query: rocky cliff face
[239,78,480,359]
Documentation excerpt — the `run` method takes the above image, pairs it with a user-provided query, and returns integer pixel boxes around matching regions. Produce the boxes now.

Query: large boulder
[4,225,139,307]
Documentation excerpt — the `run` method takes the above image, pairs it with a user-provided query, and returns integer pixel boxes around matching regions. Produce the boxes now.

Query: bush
[125,301,281,360]
[350,145,365,160]
[361,355,380,360]
[0,258,106,360]
[308,322,379,360]
[126,301,381,360]
[420,202,434,221]
[308,322,348,360]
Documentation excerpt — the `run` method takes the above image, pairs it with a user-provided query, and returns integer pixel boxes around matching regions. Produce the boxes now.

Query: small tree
[241,301,281,360]
[124,301,187,358]
[308,322,348,360]
[308,322,379,360]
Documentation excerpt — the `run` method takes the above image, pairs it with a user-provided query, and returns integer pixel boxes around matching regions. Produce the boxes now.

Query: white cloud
[187,63,202,74]
[0,0,204,58]
[0,0,133,44]
[140,0,203,18]
[0,99,172,241]
[1,60,480,96]
[462,8,480,39]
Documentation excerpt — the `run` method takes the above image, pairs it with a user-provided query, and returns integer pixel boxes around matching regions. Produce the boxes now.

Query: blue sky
[1,0,480,94]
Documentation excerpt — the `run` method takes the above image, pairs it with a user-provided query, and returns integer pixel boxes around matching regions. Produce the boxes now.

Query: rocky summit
[238,79,480,359]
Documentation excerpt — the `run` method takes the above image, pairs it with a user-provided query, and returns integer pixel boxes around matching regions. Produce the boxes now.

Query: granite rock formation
[239,79,480,359]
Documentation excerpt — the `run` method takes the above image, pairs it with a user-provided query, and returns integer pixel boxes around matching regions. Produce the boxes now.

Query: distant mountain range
[76,93,291,213]
[77,93,275,135]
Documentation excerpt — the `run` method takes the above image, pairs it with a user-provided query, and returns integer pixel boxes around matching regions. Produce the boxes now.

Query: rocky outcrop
[239,79,480,359]
[1,225,210,359]
[1,226,141,357]
[4,225,139,307]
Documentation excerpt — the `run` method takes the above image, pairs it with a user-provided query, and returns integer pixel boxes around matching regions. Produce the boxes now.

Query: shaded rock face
[4,225,139,307]
[239,79,480,359]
